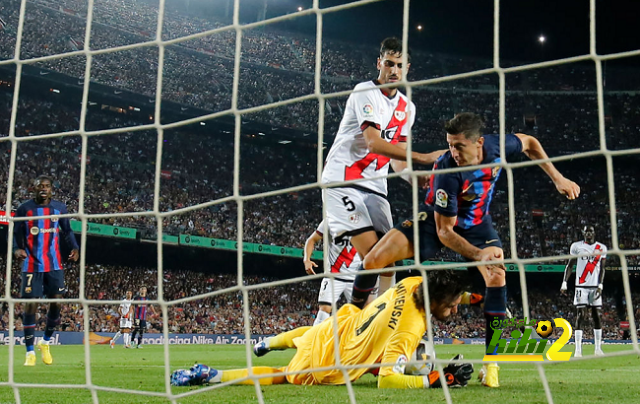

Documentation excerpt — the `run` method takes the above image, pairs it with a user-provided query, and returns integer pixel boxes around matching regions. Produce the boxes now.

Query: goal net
[1,0,639,403]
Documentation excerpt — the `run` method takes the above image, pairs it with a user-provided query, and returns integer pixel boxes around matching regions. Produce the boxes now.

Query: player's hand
[69,249,79,262]
[476,249,506,272]
[594,283,603,300]
[430,355,473,388]
[414,150,447,166]
[304,260,318,275]
[417,174,431,190]
[14,249,27,260]
[560,281,568,295]
[554,177,580,200]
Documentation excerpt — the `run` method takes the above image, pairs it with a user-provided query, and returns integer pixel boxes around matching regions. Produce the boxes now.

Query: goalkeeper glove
[428,355,473,388]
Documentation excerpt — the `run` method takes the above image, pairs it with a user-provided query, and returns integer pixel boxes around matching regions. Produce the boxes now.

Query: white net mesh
[1,0,639,402]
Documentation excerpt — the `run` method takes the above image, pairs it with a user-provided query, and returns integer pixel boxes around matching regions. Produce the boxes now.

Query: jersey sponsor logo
[30,227,59,235]
[393,354,408,374]
[362,104,374,117]
[435,189,448,208]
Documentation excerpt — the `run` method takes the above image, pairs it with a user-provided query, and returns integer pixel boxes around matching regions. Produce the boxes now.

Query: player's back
[321,80,414,196]
[424,134,522,229]
[308,277,426,384]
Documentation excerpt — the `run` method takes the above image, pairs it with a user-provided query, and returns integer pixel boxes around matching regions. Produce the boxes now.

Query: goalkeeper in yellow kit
[183,271,473,389]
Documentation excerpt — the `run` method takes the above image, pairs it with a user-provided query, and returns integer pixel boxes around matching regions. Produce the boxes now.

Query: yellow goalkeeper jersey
[287,276,428,387]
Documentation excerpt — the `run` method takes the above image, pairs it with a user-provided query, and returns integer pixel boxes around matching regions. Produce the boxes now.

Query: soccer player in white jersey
[561,225,607,357]
[110,290,134,348]
[321,37,444,308]
[303,221,379,326]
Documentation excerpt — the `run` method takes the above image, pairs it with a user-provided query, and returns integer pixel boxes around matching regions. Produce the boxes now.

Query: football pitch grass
[0,344,638,404]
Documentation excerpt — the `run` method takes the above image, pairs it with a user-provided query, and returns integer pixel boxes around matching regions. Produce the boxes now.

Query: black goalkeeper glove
[429,354,474,388]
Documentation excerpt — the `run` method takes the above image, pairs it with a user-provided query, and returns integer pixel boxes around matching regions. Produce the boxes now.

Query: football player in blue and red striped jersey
[14,175,79,366]
[355,112,580,387]
[131,286,156,348]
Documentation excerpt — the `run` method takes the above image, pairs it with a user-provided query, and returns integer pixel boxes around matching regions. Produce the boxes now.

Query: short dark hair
[444,112,485,141]
[34,175,54,185]
[380,37,411,62]
[413,270,467,309]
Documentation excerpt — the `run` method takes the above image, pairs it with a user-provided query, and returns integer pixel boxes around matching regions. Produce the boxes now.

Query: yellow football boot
[479,363,500,387]
[24,352,36,367]
[38,340,53,365]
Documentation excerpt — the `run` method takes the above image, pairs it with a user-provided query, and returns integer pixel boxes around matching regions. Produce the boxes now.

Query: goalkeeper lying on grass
[171,271,473,389]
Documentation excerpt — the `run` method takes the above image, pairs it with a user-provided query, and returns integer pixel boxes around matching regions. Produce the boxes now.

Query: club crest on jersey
[394,110,406,122]
[348,213,361,224]
[362,104,374,117]
[51,216,59,222]
[30,226,40,236]
[435,189,448,208]
[492,166,501,178]
[401,220,413,228]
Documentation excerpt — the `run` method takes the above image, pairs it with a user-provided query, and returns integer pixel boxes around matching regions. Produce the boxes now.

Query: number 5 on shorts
[342,196,355,212]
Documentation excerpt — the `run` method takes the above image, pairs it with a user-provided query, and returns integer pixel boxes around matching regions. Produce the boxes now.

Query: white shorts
[317,276,379,305]
[119,318,132,329]
[574,287,602,307]
[323,187,393,239]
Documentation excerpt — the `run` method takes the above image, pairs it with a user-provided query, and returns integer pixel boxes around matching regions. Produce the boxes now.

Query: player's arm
[390,143,435,188]
[561,258,576,295]
[595,257,606,298]
[58,205,80,261]
[13,205,27,260]
[434,213,504,269]
[303,231,323,275]
[363,125,443,165]
[515,133,580,200]
[562,242,580,294]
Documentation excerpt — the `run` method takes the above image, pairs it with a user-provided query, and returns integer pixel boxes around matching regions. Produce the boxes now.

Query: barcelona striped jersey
[13,199,79,273]
[424,134,523,229]
[135,296,149,320]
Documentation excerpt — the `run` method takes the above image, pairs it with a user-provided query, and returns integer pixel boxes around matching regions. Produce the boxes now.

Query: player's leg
[363,193,396,296]
[21,272,43,366]
[37,271,65,364]
[324,188,381,308]
[136,320,146,348]
[591,290,604,355]
[206,367,288,385]
[314,278,334,326]
[111,329,122,348]
[254,326,312,357]
[131,319,139,347]
[574,305,588,357]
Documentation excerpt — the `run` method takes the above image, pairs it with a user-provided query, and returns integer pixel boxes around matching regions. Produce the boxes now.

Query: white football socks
[594,329,602,352]
[123,333,130,346]
[314,310,330,326]
[112,331,122,343]
[575,330,583,354]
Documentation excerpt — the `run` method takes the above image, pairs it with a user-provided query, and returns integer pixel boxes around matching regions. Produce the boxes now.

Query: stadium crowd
[1,257,638,339]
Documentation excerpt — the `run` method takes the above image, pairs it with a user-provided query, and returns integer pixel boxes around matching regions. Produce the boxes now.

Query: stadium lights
[417,25,423,31]
[50,88,60,93]
[539,35,546,43]
[200,122,206,126]
[297,6,303,11]
[258,132,266,136]
[279,140,292,144]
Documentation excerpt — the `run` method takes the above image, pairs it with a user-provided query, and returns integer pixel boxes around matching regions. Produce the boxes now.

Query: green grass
[0,343,638,403]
